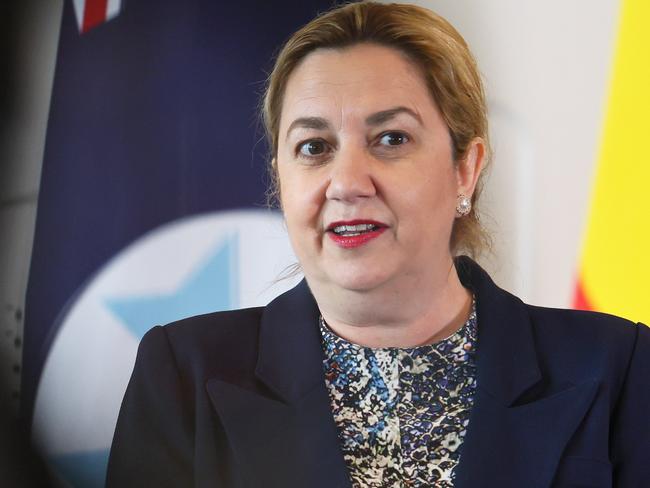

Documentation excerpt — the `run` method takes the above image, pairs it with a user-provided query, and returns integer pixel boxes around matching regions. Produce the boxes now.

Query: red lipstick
[326,220,387,249]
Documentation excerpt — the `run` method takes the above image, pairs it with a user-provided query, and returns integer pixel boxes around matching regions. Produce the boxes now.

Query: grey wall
[0,0,63,413]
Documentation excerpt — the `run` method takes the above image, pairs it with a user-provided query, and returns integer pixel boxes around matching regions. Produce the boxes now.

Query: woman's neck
[309,259,473,348]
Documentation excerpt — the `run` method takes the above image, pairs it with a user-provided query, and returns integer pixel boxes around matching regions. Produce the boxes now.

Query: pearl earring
[456,194,471,217]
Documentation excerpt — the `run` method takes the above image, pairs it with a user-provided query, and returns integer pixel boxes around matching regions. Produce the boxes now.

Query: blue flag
[24,1,328,486]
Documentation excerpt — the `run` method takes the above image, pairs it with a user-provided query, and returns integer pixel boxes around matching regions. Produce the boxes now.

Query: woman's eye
[298,140,327,156]
[379,132,409,146]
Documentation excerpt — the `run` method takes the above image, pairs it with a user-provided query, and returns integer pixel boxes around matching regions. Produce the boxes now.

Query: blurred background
[1,0,647,486]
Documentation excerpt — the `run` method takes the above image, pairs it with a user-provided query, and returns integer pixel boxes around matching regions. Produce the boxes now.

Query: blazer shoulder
[142,307,265,381]
[525,304,640,344]
[163,306,264,345]
[524,304,645,387]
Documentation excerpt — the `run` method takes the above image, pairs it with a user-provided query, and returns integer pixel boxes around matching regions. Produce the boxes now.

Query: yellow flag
[575,0,650,325]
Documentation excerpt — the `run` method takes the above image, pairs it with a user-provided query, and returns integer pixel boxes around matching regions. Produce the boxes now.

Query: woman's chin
[323,267,392,293]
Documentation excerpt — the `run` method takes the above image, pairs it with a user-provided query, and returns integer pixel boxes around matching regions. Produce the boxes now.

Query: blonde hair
[262,2,491,257]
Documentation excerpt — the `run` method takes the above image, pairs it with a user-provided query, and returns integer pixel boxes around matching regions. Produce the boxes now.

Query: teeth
[332,223,378,235]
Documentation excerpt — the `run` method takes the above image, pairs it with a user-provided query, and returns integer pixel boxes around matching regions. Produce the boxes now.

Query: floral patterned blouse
[319,301,478,488]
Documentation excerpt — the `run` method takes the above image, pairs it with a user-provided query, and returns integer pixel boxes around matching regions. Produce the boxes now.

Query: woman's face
[277,43,471,293]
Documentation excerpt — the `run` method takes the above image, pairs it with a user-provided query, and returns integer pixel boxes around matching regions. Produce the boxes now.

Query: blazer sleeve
[611,322,650,486]
[106,325,194,487]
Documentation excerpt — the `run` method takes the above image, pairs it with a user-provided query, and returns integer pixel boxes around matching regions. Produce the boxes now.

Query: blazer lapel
[208,280,351,488]
[454,258,600,488]
[208,259,599,488]
[454,380,599,488]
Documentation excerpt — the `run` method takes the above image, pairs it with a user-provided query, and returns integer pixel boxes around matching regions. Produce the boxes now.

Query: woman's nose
[325,147,377,202]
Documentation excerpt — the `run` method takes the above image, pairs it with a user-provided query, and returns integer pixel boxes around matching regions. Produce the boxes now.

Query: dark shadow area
[0,399,54,487]
[1,2,54,486]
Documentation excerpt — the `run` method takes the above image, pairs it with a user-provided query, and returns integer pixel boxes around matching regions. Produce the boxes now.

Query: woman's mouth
[331,223,380,236]
[326,220,387,248]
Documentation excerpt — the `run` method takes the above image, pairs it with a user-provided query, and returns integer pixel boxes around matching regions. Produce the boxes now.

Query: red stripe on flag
[572,279,594,311]
[82,0,109,33]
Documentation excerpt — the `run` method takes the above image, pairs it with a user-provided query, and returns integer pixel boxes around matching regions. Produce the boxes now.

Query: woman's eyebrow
[285,106,421,140]
[286,116,330,140]
[365,106,422,127]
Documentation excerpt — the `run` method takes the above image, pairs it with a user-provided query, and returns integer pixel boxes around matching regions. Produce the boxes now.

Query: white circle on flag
[32,209,299,486]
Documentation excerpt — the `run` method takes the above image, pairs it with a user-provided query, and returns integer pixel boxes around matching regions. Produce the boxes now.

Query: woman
[106,3,650,487]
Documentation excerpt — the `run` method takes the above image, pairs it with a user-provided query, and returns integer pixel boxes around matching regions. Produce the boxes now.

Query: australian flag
[23,0,329,486]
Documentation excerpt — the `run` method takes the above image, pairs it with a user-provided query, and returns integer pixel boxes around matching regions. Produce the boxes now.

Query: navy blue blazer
[106,257,650,487]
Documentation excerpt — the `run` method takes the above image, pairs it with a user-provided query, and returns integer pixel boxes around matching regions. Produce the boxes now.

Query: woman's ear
[456,137,486,198]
